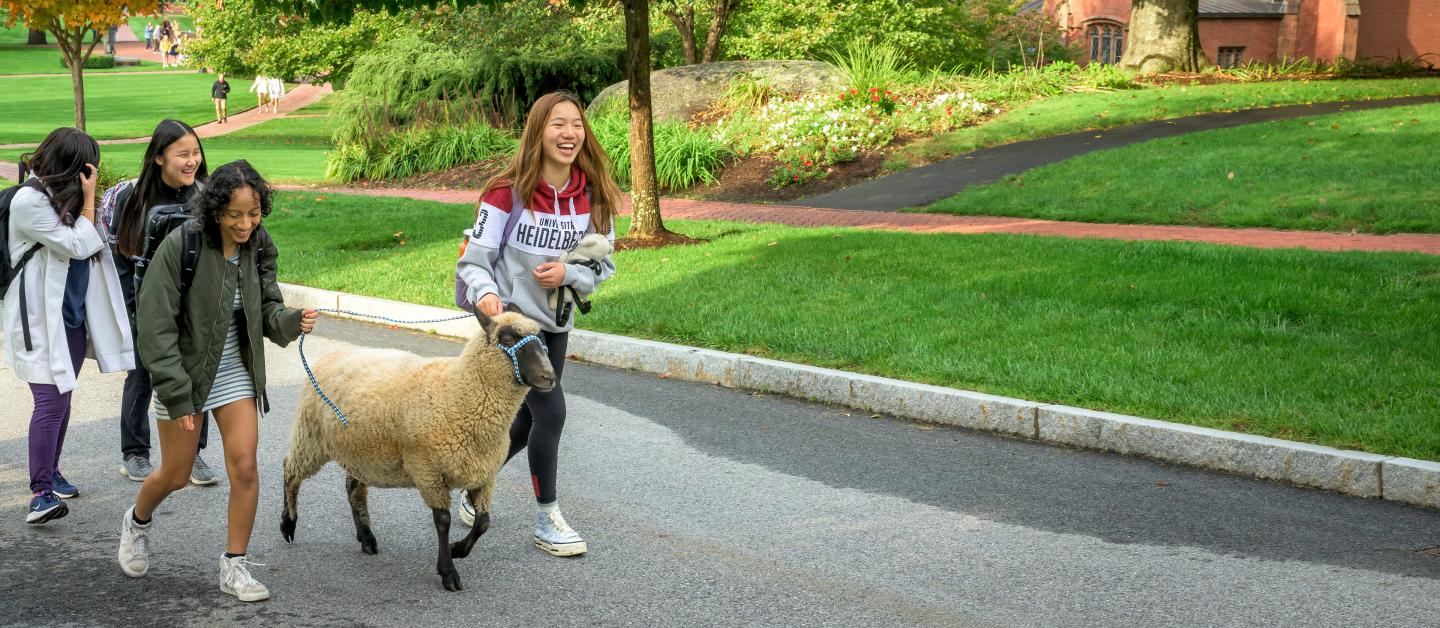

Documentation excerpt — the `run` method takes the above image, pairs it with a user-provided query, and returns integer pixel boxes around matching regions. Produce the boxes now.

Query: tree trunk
[28,29,47,45]
[663,6,698,65]
[51,20,100,132]
[624,0,667,240]
[1119,0,1211,73]
[701,0,740,64]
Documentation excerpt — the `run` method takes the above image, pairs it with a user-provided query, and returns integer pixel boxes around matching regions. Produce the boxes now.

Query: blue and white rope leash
[298,308,472,427]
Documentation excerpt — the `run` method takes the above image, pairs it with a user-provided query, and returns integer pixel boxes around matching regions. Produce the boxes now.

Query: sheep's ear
[504,302,523,315]
[473,306,496,336]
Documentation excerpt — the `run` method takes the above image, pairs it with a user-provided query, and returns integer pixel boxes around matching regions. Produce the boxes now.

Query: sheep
[279,305,557,592]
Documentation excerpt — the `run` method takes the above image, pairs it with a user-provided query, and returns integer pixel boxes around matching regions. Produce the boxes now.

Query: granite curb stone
[278,283,1437,509]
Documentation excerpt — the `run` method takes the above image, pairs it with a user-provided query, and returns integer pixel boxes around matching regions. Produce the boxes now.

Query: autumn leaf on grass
[1227,171,1235,180]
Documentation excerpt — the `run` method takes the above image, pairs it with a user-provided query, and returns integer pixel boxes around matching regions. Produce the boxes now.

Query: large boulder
[588,60,845,122]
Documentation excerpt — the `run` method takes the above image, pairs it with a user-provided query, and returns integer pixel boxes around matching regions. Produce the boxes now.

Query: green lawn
[2,115,332,184]
[0,73,225,144]
[925,103,1440,234]
[0,45,168,75]
[294,93,336,114]
[889,78,1440,171]
[264,191,1440,461]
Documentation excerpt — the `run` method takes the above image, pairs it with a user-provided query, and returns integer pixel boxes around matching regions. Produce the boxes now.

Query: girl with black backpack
[118,161,317,601]
[2,128,134,524]
[106,119,220,486]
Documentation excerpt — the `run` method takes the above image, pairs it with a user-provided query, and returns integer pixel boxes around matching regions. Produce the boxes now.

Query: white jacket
[3,185,134,393]
[267,77,285,99]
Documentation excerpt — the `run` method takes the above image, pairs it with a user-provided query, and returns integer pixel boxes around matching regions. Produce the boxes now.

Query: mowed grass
[0,45,167,75]
[264,191,1440,461]
[2,116,332,184]
[890,78,1440,170]
[926,103,1440,234]
[0,73,221,144]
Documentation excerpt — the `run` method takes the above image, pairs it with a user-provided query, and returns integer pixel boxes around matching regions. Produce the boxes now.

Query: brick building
[1040,0,1440,67]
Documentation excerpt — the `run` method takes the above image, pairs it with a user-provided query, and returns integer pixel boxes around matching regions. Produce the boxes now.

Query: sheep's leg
[347,475,379,555]
[450,481,493,559]
[431,507,463,592]
[280,450,326,543]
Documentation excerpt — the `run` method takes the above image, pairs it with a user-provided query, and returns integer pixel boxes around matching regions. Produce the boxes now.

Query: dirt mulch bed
[341,157,509,193]
[683,137,917,205]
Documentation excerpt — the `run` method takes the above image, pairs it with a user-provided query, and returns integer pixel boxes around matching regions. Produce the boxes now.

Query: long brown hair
[480,92,619,235]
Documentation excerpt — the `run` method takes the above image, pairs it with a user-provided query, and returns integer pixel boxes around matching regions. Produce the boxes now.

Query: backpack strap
[496,188,527,259]
[179,223,200,300]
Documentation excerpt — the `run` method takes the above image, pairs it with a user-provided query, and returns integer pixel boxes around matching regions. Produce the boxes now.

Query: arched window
[1088,23,1125,64]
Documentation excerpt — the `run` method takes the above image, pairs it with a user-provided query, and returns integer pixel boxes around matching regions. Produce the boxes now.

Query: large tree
[3,1,157,131]
[658,0,742,65]
[1119,0,1211,73]
[260,0,674,241]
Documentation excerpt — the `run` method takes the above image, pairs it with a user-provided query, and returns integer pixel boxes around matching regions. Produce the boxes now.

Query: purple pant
[28,324,86,494]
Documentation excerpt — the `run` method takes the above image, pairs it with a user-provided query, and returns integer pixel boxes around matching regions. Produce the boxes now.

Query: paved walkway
[272,185,1440,255]
[796,94,1440,211]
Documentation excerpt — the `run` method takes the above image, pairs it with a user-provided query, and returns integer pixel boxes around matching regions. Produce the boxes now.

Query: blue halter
[495,334,547,385]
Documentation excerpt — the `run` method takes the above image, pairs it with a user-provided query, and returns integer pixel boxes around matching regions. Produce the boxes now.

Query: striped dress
[154,253,256,420]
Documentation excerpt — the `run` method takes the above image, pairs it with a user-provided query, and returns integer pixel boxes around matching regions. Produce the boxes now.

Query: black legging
[505,330,568,504]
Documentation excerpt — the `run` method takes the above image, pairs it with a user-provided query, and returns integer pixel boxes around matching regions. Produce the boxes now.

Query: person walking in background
[265,76,285,114]
[144,23,154,53]
[106,24,118,56]
[249,75,270,114]
[165,33,181,69]
[212,73,231,124]
[3,128,135,525]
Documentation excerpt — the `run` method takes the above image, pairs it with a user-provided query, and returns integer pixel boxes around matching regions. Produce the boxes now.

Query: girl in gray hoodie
[456,91,620,557]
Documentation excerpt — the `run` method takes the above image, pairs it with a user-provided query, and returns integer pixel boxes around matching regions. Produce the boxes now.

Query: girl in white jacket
[3,128,134,524]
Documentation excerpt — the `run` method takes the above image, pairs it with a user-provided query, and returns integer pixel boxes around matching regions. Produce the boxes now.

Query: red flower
[885,90,892,96]
[803,159,813,166]
[850,88,858,95]
[869,87,878,93]
[792,175,799,181]
[872,95,880,102]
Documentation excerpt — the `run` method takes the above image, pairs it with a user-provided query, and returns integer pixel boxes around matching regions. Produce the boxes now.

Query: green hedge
[62,55,116,70]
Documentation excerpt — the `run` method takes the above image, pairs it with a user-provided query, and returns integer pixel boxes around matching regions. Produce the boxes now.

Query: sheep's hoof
[449,539,472,559]
[358,533,379,555]
[280,515,296,543]
[438,564,463,592]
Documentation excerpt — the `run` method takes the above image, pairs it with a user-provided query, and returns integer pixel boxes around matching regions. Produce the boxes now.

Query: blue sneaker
[26,490,68,524]
[51,471,78,499]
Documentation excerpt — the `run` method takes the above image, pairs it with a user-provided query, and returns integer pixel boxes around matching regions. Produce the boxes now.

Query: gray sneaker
[190,454,219,486]
[119,455,153,482]
[533,509,587,557]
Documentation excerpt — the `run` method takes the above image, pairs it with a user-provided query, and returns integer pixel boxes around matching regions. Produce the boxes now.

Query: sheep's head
[475,304,557,392]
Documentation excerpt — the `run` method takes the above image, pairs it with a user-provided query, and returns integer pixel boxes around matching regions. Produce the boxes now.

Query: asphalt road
[2,317,1437,627]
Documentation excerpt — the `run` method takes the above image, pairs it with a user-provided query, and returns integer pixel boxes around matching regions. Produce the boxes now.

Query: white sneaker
[533,508,587,557]
[118,506,150,577]
[459,489,476,527]
[219,555,270,602]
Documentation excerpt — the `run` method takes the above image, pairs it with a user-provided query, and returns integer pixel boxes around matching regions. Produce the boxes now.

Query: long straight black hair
[25,127,100,227]
[115,119,208,257]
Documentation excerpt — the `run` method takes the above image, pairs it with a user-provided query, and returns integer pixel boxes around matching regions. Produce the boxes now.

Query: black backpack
[132,203,200,296]
[0,181,44,299]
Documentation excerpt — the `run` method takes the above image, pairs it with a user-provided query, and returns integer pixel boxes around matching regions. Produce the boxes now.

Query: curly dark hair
[188,160,272,249]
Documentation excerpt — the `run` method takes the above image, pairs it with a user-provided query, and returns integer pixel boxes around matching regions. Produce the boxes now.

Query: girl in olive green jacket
[119,160,317,602]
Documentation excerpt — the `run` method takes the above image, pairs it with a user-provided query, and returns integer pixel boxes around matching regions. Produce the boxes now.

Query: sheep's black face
[476,305,556,392]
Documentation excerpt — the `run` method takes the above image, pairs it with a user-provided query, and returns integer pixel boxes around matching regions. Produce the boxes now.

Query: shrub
[325,122,518,183]
[590,114,733,191]
[63,55,115,70]
[827,40,914,96]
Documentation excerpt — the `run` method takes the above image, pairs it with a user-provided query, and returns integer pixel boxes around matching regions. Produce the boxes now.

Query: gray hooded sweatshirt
[456,169,615,333]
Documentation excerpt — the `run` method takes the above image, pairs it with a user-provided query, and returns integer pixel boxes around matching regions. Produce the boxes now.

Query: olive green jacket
[136,225,302,418]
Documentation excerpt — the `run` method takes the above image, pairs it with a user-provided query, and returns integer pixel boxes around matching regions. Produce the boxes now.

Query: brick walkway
[274,185,1440,255]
